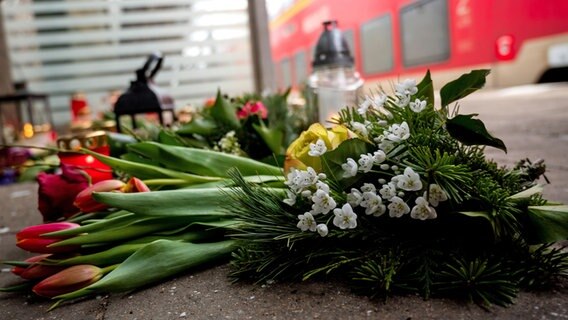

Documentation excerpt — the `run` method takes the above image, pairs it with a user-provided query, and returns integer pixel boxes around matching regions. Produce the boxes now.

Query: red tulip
[11,254,65,280]
[73,179,125,213]
[37,164,89,222]
[12,254,51,276]
[16,222,80,254]
[32,265,103,298]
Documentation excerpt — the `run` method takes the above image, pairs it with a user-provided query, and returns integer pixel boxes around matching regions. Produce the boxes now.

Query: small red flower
[237,101,268,120]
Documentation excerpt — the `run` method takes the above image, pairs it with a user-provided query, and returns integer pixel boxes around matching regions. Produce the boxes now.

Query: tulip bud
[32,265,103,298]
[16,222,80,254]
[12,254,51,276]
[74,179,125,213]
[11,254,66,280]
[122,177,150,193]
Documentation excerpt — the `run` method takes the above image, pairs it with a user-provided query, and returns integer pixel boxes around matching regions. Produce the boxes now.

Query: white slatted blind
[1,0,254,127]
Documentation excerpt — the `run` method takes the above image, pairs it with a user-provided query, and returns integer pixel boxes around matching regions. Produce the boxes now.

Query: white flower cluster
[394,79,418,108]
[213,131,243,155]
[357,94,387,115]
[285,167,337,237]
[342,149,386,178]
[308,138,327,157]
[347,166,446,220]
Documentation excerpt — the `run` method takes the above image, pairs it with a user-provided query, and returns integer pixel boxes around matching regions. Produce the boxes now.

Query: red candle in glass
[57,131,113,183]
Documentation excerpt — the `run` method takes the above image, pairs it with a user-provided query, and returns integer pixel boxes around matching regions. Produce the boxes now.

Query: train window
[280,57,292,89]
[400,0,450,67]
[294,51,308,86]
[360,14,394,74]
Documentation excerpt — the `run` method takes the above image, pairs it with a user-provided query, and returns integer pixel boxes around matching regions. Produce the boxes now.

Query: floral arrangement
[228,70,568,306]
[1,70,567,310]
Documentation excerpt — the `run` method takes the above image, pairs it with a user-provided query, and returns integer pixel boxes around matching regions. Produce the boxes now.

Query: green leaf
[458,211,492,221]
[416,70,434,105]
[54,240,235,302]
[446,114,507,152]
[92,187,230,217]
[157,130,187,147]
[176,118,218,136]
[440,69,490,108]
[120,152,160,166]
[210,89,240,129]
[0,282,34,293]
[526,205,568,244]
[43,212,137,237]
[321,139,372,184]
[47,231,213,266]
[82,148,222,183]
[127,142,282,177]
[508,184,544,200]
[252,122,284,155]
[50,216,207,246]
[106,132,138,157]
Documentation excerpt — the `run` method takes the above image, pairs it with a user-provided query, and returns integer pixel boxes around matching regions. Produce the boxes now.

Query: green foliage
[440,69,491,108]
[446,114,507,153]
[416,70,435,106]
[407,147,473,203]
[210,89,240,130]
[351,250,405,298]
[436,257,519,307]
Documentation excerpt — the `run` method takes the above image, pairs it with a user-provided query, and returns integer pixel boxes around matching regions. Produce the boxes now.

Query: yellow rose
[284,123,352,173]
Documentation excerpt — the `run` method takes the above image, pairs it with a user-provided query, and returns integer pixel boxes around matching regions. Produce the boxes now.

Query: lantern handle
[136,52,163,82]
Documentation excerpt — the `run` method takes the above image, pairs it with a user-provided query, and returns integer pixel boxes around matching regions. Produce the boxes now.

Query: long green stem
[142,179,195,186]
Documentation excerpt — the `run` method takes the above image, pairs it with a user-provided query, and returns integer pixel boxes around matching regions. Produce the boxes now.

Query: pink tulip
[32,265,103,298]
[73,179,125,213]
[16,222,80,254]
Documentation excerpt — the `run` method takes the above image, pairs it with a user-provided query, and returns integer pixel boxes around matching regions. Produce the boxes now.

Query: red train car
[270,0,568,90]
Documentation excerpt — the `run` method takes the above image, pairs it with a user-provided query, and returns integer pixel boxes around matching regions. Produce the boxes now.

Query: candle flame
[23,123,34,138]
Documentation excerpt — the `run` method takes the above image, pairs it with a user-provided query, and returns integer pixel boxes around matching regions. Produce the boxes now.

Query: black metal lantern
[0,81,55,145]
[113,52,176,132]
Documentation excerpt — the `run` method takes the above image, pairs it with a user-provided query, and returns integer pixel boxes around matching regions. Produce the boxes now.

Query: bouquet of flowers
[174,90,293,161]
[1,145,284,309]
[228,70,568,306]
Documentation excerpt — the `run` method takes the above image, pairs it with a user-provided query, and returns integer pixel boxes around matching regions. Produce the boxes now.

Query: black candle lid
[312,20,354,68]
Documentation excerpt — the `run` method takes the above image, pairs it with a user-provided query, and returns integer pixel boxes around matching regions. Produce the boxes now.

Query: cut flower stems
[1,70,567,310]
